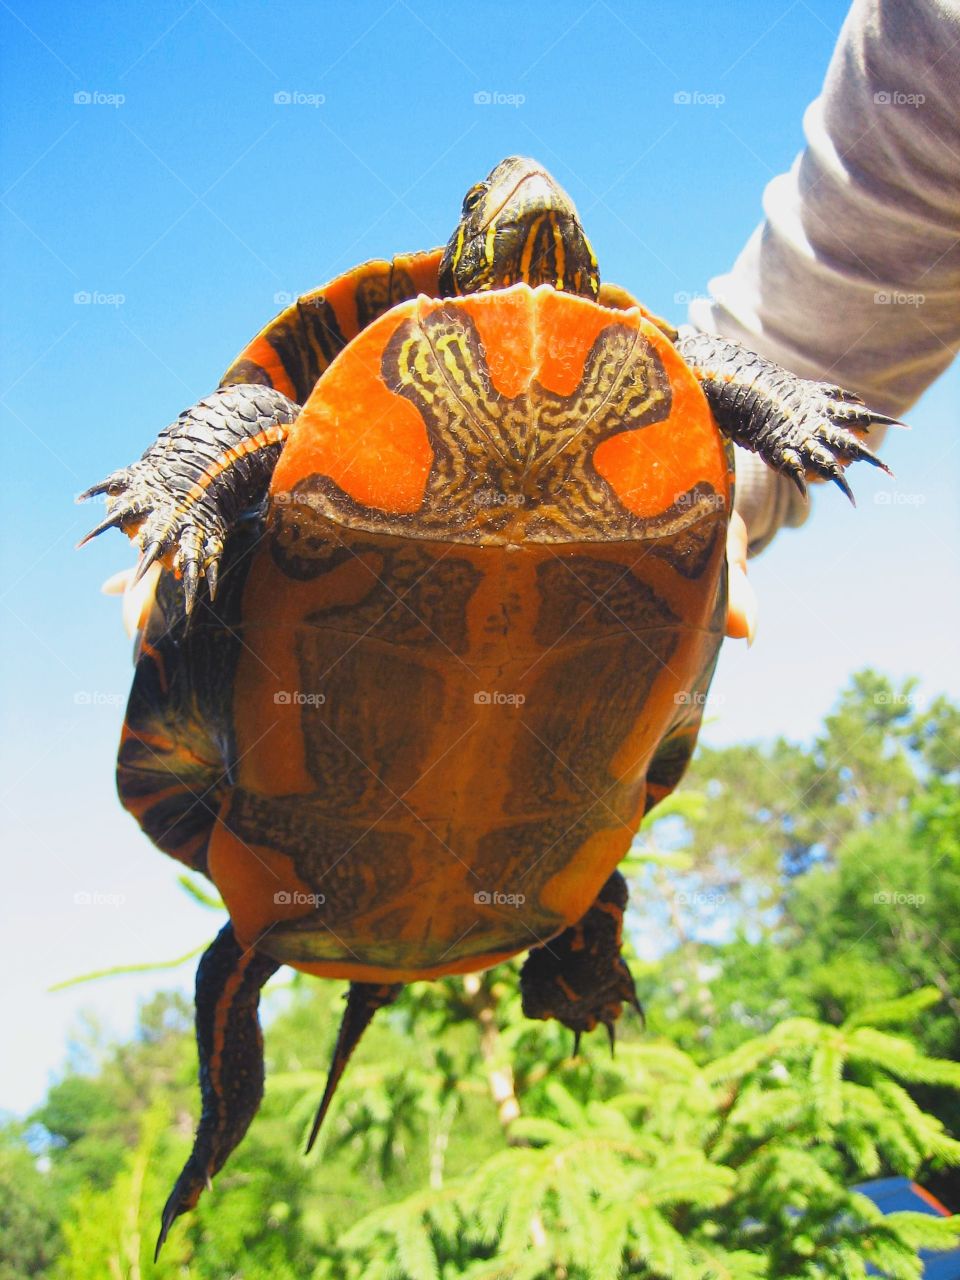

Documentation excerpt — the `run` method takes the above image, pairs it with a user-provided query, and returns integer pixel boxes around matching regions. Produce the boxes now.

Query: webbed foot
[677,331,898,502]
[79,385,300,614]
[156,924,279,1259]
[520,871,641,1055]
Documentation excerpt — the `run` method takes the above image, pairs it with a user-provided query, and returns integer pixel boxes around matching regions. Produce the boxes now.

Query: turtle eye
[462,184,486,215]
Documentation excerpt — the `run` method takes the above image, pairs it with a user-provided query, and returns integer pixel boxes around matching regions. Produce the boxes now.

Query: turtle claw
[76,508,125,548]
[134,539,164,584]
[763,393,897,499]
[828,465,855,505]
[181,559,200,617]
[77,468,132,503]
[155,1169,202,1261]
[175,525,206,617]
[206,554,220,603]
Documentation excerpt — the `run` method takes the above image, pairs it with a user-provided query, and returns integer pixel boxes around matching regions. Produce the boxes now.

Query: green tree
[0,1123,61,1280]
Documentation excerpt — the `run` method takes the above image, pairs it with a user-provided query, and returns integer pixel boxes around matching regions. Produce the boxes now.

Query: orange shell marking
[271,283,726,522]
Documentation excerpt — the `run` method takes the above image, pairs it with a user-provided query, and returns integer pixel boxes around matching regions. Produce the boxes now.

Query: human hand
[101,563,161,640]
[725,510,757,644]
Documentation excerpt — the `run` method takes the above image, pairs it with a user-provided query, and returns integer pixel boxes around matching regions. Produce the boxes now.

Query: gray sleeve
[690,0,960,555]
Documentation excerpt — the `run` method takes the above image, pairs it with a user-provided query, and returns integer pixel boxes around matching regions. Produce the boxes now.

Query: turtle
[80,156,896,1254]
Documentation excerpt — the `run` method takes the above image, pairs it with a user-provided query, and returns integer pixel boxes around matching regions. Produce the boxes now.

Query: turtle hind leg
[79,384,300,615]
[520,871,641,1055]
[156,924,279,1260]
[676,330,898,502]
[305,982,403,1154]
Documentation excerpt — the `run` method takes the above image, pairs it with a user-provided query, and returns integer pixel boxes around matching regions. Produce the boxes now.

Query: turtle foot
[676,331,899,503]
[78,385,300,615]
[154,926,279,1258]
[520,871,642,1054]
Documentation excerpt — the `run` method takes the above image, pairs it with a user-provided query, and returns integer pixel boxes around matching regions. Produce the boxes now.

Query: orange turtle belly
[207,527,725,982]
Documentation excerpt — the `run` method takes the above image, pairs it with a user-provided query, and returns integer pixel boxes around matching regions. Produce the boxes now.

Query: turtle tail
[305,982,403,1154]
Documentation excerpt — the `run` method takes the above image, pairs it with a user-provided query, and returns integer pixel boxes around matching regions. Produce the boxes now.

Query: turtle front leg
[676,330,898,501]
[520,871,641,1055]
[157,924,279,1259]
[79,385,300,613]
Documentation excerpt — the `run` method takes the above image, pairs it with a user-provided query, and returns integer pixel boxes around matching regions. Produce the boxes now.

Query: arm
[691,0,960,553]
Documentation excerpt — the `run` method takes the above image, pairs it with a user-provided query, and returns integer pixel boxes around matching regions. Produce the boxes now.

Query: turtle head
[439,156,600,301]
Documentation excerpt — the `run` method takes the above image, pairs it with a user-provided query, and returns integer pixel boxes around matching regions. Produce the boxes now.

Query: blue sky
[2,0,957,1116]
